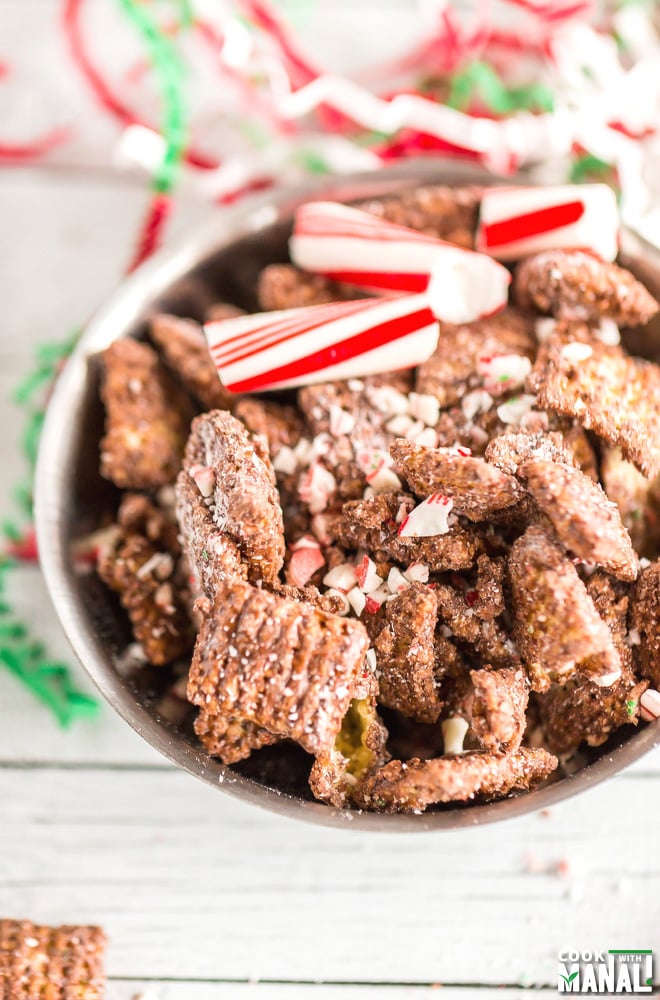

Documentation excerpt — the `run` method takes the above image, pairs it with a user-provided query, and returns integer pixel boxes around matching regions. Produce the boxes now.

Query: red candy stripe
[480,200,584,249]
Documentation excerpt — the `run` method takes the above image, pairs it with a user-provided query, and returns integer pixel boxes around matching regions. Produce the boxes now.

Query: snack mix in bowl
[85,179,660,815]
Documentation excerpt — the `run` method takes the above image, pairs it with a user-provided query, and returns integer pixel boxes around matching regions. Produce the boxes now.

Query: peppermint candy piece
[477,184,619,262]
[205,294,438,393]
[291,201,511,325]
[398,494,453,538]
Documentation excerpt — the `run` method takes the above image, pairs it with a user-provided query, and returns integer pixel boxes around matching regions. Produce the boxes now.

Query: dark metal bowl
[35,161,660,830]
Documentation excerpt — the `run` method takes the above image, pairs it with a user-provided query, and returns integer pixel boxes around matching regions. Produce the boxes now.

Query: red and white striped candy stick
[204,293,438,394]
[290,201,511,324]
[476,183,619,262]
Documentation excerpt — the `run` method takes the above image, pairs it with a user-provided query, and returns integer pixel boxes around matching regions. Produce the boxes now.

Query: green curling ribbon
[117,0,188,195]
[448,61,555,116]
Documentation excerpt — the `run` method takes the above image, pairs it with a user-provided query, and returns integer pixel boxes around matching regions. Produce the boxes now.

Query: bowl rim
[35,159,660,831]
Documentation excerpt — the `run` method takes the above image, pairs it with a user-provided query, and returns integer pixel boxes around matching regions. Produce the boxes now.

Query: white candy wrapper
[290,201,511,324]
[204,293,438,393]
[476,183,620,262]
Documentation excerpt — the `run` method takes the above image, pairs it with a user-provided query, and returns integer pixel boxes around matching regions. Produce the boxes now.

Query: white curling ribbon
[476,183,620,262]
[204,293,439,393]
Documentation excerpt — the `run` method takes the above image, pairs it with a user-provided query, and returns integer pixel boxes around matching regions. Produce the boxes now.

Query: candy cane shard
[204,293,439,393]
[476,183,619,262]
[290,201,511,324]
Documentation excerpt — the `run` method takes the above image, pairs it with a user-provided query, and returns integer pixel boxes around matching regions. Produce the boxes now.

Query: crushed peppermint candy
[404,562,429,583]
[329,405,356,436]
[347,586,367,616]
[497,394,538,426]
[323,562,358,592]
[326,588,350,615]
[366,383,409,416]
[640,689,660,723]
[595,318,621,346]
[477,353,532,394]
[408,392,440,427]
[356,555,383,594]
[290,535,321,551]
[406,423,439,448]
[624,627,642,648]
[298,461,336,513]
[311,513,332,545]
[366,460,403,495]
[461,388,494,421]
[398,494,453,538]
[387,566,410,595]
[365,648,377,672]
[189,464,216,498]
[386,414,415,436]
[442,716,470,755]
[560,341,594,364]
[287,545,325,587]
[535,317,557,343]
[272,445,298,475]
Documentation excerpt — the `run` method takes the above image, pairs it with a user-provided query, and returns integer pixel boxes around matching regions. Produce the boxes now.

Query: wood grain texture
[0,768,657,988]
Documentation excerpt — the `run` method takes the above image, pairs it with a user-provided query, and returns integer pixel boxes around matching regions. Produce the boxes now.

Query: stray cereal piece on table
[373,583,442,724]
[257,263,363,310]
[0,918,106,1000]
[508,523,621,692]
[391,439,526,521]
[630,561,660,688]
[177,410,285,590]
[99,338,194,490]
[520,459,639,581]
[461,666,529,753]
[97,495,192,666]
[150,313,236,411]
[187,581,369,758]
[539,572,648,755]
[529,336,660,478]
[353,747,558,813]
[358,184,480,247]
[514,250,659,326]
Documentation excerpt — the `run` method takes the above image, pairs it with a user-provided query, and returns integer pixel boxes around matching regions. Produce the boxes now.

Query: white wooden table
[2,3,660,997]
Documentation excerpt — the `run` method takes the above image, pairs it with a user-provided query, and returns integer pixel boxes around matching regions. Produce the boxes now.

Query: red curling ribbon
[125,192,172,274]
[62,0,218,170]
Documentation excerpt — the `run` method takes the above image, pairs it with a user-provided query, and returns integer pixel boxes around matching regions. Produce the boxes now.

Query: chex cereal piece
[433,581,517,670]
[309,695,389,808]
[539,572,648,755]
[98,496,191,666]
[391,439,526,521]
[476,183,619,262]
[485,429,576,476]
[178,410,284,589]
[514,250,658,326]
[462,666,529,753]
[358,184,480,247]
[600,447,652,555]
[353,747,558,813]
[175,471,246,597]
[530,336,660,478]
[471,555,506,620]
[0,919,106,1000]
[561,423,599,482]
[187,582,369,757]
[99,338,193,490]
[194,711,280,764]
[150,313,236,411]
[257,263,362,310]
[342,492,481,573]
[206,302,247,323]
[415,309,536,409]
[630,561,660,687]
[520,459,639,581]
[509,523,621,692]
[373,583,442,723]
[234,398,304,457]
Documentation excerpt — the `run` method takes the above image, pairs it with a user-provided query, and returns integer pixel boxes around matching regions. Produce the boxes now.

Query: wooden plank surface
[1,4,659,995]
